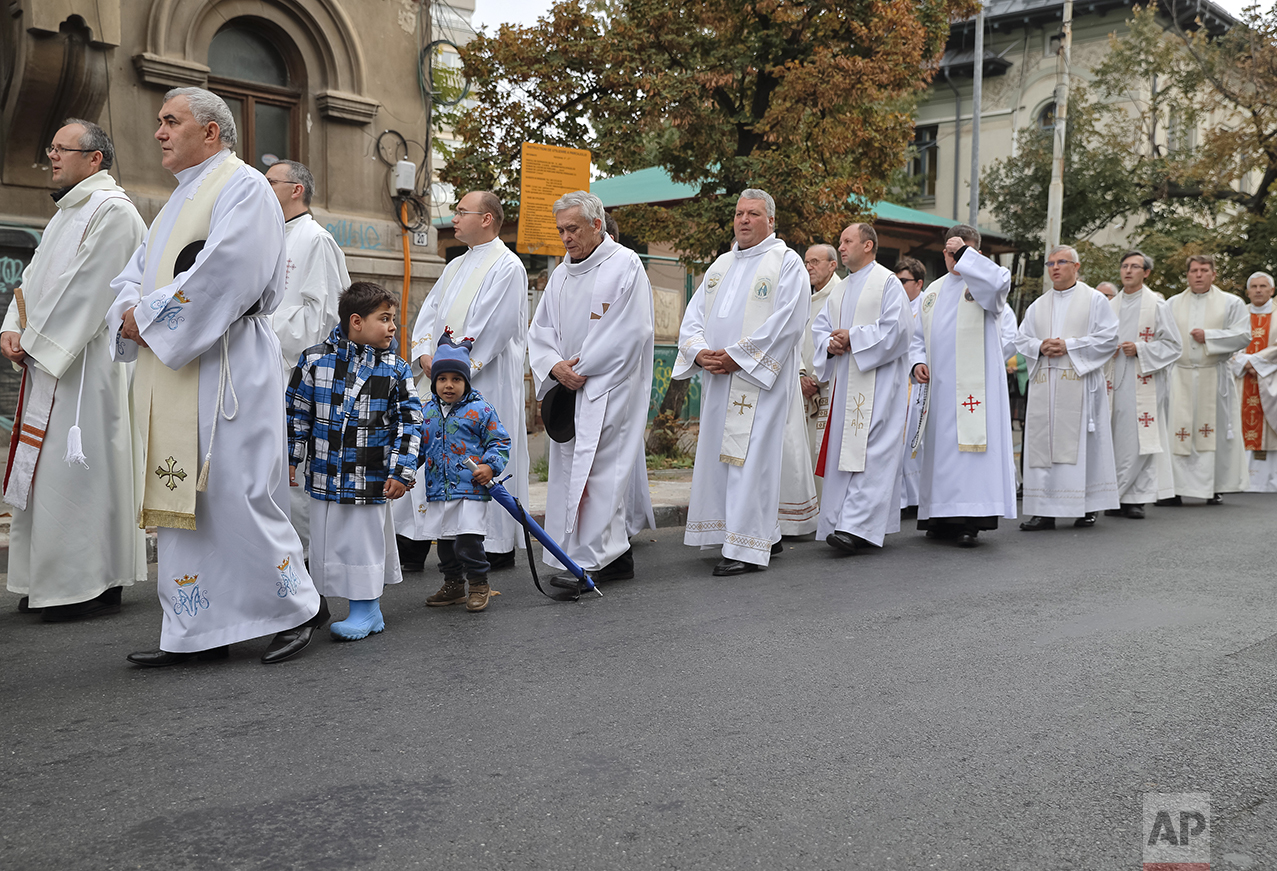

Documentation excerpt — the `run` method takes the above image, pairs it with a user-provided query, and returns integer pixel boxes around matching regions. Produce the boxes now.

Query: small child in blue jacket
[419,332,511,612]
[286,281,422,640]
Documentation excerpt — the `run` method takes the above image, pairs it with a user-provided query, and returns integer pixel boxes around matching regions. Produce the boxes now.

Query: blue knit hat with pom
[432,329,473,395]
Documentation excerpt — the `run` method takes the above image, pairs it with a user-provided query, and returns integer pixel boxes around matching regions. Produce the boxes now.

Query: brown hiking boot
[466,580,491,612]
[426,578,466,607]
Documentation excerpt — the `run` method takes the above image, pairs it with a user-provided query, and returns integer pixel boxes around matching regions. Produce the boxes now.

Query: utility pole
[969,2,985,228]
[1044,0,1072,253]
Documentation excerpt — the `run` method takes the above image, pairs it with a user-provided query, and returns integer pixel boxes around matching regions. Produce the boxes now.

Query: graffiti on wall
[325,220,384,251]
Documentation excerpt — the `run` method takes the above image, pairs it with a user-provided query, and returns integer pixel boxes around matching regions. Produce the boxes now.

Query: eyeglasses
[267,178,299,187]
[1044,259,1077,268]
[453,210,485,217]
[46,145,95,157]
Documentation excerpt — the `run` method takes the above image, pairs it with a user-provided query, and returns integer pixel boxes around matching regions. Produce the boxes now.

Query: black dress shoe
[1019,516,1055,531]
[1073,512,1097,528]
[127,646,229,667]
[261,597,330,665]
[1155,496,1182,507]
[1123,503,1145,519]
[712,558,762,576]
[549,571,584,591]
[956,532,979,548]
[17,596,38,614]
[595,547,634,581]
[1103,508,1123,517]
[770,541,783,555]
[485,549,516,571]
[1206,493,1223,505]
[825,531,859,554]
[42,586,123,623]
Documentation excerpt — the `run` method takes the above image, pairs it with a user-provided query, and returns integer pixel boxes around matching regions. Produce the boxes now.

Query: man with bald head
[107,87,322,665]
[799,244,839,475]
[395,190,530,577]
[1014,245,1120,529]
[1,119,147,621]
[1229,270,1277,490]
[675,189,812,575]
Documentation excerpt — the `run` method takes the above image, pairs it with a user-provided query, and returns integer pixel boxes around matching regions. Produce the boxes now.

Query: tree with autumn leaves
[439,0,980,263]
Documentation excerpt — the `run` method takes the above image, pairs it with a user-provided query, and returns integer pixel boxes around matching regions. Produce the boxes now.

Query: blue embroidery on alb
[276,557,302,598]
[171,579,210,616]
[150,297,186,331]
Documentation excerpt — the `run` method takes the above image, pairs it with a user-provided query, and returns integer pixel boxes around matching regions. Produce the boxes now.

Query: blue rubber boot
[330,598,385,641]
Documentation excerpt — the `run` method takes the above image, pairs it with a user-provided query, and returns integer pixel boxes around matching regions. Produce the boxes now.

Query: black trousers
[437,534,489,580]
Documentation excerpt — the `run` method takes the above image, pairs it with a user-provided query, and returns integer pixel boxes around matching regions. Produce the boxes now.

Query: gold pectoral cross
[731,394,754,415]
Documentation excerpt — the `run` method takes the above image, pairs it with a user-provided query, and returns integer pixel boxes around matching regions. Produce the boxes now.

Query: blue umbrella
[464,458,601,601]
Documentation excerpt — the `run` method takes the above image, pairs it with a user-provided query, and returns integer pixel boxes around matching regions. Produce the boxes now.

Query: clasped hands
[1039,337,1069,358]
[695,349,741,375]
[551,356,588,390]
[826,328,851,357]
[120,306,149,348]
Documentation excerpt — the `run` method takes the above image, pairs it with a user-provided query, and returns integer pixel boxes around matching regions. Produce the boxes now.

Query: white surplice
[675,235,809,566]
[1228,302,1277,491]
[1110,288,1181,504]
[1016,283,1120,517]
[528,237,654,573]
[1166,288,1251,498]
[899,294,925,509]
[2,171,148,607]
[801,279,837,476]
[394,237,531,553]
[107,149,319,653]
[273,212,349,556]
[812,264,913,546]
[908,250,1018,525]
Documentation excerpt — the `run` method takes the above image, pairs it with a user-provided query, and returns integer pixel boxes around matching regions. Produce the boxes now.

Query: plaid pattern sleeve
[285,354,316,467]
[386,360,422,487]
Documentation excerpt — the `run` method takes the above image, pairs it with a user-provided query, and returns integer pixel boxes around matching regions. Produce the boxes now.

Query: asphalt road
[3,496,1276,870]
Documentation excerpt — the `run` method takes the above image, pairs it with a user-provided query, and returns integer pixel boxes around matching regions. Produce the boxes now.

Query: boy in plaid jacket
[286,281,422,640]
[419,332,511,612]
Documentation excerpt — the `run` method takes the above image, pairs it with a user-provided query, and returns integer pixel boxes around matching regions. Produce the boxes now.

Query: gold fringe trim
[958,444,988,453]
[719,453,745,467]
[141,508,197,531]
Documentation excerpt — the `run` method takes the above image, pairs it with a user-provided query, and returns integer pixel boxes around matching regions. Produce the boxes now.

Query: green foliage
[981,3,1277,293]
[443,0,981,263]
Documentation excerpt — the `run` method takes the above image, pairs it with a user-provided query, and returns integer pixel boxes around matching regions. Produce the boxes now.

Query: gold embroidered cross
[731,394,754,415]
[589,302,612,321]
[155,456,187,490]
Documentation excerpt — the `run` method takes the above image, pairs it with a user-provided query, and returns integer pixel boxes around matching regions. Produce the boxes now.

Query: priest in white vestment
[1,120,147,621]
[908,226,1017,548]
[396,191,530,571]
[674,189,809,574]
[107,87,322,667]
[1015,245,1120,528]
[528,191,654,584]
[812,224,913,553]
[1228,271,1277,491]
[1163,254,1250,503]
[1105,251,1181,517]
[265,159,349,557]
[800,244,840,489]
[893,257,927,511]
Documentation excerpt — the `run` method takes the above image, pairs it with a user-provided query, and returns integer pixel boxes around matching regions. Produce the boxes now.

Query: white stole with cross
[1105,288,1162,455]
[914,275,988,456]
[823,262,890,472]
[415,241,507,361]
[701,246,785,466]
[1025,285,1093,468]
[1168,285,1228,455]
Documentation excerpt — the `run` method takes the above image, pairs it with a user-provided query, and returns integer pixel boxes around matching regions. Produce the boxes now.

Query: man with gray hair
[673,188,813,575]
[800,243,840,476]
[528,190,654,590]
[1227,269,1277,491]
[1095,282,1118,300]
[107,86,324,666]
[1014,244,1120,530]
[264,158,349,555]
[1,118,148,621]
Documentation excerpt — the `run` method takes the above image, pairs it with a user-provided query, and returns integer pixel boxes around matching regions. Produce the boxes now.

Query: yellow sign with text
[517,142,591,257]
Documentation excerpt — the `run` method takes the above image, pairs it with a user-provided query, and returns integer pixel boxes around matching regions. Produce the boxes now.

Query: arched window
[1037,101,1057,131]
[208,23,303,171]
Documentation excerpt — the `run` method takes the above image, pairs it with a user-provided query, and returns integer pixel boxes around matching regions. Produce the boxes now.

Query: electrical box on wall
[394,160,416,193]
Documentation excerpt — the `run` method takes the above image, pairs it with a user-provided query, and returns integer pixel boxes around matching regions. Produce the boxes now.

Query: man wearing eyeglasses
[894,256,926,514]
[1014,245,1120,531]
[1,120,148,623]
[264,159,349,558]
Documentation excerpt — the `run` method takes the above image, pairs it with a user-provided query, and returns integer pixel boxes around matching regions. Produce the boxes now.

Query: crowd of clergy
[5,89,1276,665]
